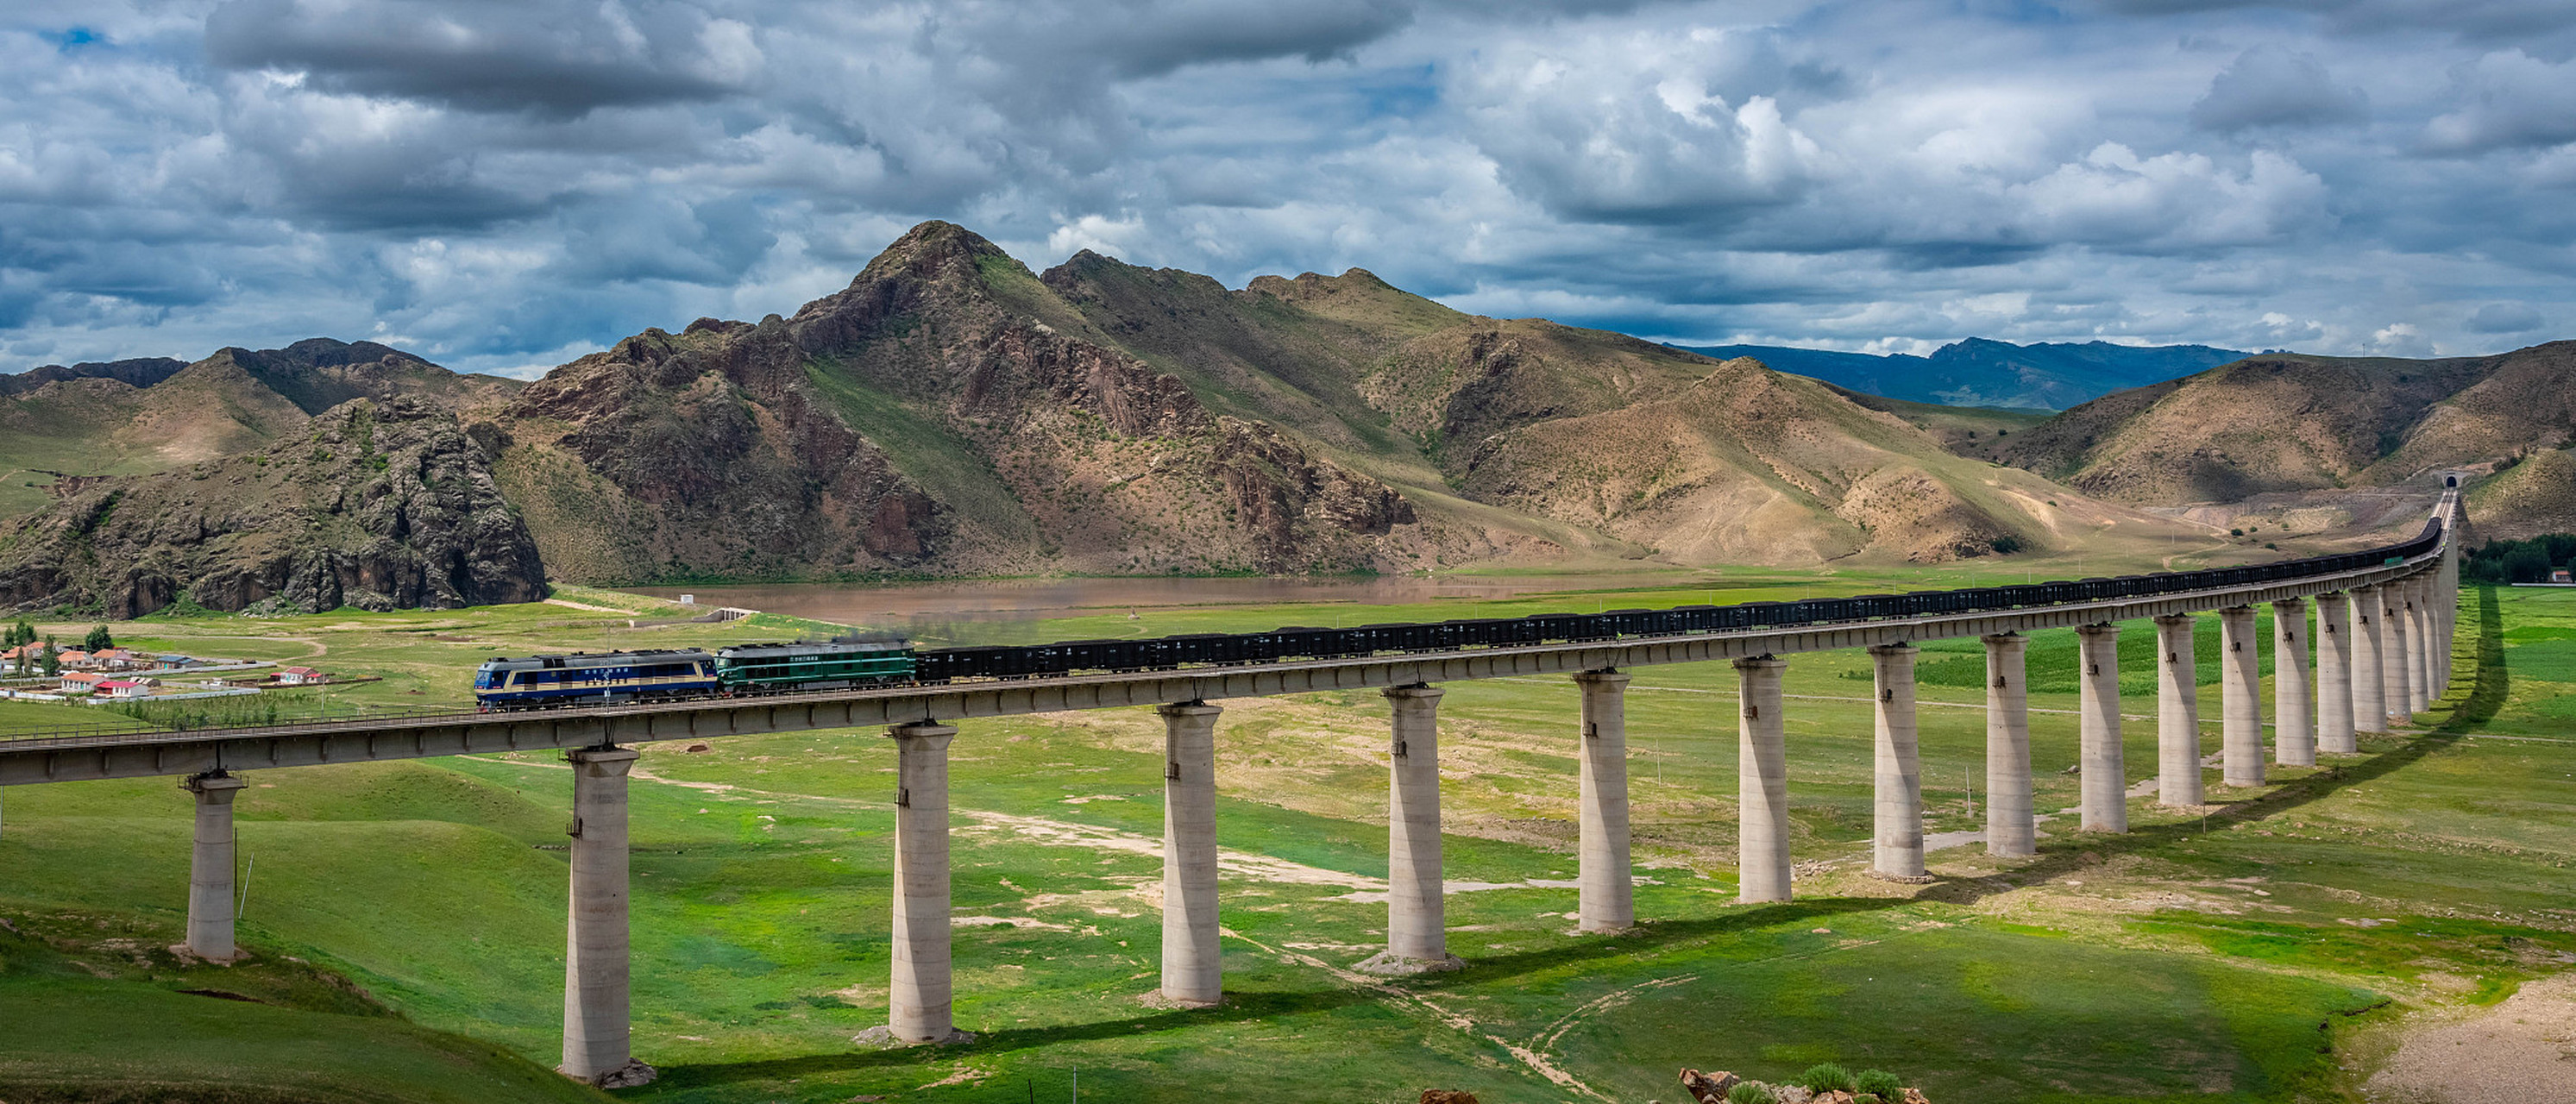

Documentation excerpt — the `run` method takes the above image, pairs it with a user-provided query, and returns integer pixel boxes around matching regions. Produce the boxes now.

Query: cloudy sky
[3,1,2573,377]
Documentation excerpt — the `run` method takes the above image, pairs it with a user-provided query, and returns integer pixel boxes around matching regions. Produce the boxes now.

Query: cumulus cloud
[2190,47,2367,131]
[1454,28,1834,223]
[2012,145,2332,249]
[2422,50,2576,154]
[1,0,2573,375]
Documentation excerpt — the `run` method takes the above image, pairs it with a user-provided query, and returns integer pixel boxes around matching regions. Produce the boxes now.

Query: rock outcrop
[0,398,545,617]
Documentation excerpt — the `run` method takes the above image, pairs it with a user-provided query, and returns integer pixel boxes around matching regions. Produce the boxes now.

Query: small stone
[1680,1068,1742,1103]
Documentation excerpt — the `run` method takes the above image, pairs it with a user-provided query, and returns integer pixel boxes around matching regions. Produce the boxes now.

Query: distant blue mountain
[1672,337,2250,411]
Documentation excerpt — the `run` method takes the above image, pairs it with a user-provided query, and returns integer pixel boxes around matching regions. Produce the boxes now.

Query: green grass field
[1,578,2569,1101]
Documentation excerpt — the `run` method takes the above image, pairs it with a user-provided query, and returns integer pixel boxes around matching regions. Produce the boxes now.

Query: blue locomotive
[474,649,720,710]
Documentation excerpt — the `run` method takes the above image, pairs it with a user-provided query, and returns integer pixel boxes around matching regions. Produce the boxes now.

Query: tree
[2503,544,2551,583]
[83,624,113,653]
[39,636,59,677]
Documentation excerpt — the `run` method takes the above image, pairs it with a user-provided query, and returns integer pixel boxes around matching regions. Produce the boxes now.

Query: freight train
[472,517,2442,712]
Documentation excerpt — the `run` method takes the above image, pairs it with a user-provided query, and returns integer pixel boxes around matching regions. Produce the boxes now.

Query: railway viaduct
[0,495,2463,1087]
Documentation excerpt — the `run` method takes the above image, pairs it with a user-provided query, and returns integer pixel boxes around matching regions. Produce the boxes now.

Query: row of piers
[158,571,2454,1085]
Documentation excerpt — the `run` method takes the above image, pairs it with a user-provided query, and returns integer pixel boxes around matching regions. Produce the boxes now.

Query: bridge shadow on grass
[655,586,2516,1087]
[2437,584,2508,731]
[650,897,1899,1087]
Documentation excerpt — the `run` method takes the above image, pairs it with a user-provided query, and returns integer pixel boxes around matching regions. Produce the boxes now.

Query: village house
[94,679,148,699]
[278,667,328,685]
[1,642,45,664]
[53,649,91,669]
[58,671,107,693]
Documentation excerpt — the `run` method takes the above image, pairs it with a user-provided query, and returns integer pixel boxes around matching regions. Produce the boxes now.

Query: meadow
[1,575,2571,1102]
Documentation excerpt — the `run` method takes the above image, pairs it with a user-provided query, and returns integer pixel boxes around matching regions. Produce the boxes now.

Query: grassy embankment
[1,575,2570,1101]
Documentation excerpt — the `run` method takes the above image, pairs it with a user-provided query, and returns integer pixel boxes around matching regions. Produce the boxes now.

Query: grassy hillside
[0,861,606,1104]
[1830,386,2053,456]
[0,572,2568,1101]
[1998,342,2576,530]
[2466,447,2576,541]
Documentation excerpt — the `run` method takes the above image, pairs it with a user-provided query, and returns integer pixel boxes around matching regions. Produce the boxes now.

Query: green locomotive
[711,639,917,693]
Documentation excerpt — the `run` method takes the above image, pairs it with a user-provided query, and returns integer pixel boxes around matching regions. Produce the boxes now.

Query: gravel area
[2366,973,2576,1103]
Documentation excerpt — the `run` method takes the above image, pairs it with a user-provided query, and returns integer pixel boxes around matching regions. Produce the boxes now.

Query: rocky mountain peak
[0,396,546,618]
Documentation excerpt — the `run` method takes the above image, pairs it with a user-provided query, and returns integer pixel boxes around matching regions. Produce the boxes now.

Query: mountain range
[1674,338,2251,411]
[0,221,2564,618]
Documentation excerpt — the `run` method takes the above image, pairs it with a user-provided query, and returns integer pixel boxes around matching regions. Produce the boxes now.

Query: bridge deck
[0,544,2443,787]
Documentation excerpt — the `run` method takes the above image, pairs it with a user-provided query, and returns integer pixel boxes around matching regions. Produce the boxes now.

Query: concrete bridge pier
[2272,599,2315,767]
[184,772,248,962]
[888,723,964,1042]
[2407,580,2435,713]
[1737,656,1792,900]
[2352,585,2387,736]
[2433,575,2447,695]
[2155,615,2202,807]
[2426,574,2448,700]
[2220,607,2265,788]
[1158,702,1223,1006]
[1574,670,1634,932]
[2315,593,2357,754]
[2442,567,2459,687]
[561,746,650,1087]
[2076,624,2125,833]
[1982,634,2033,857]
[2381,586,2413,726]
[1361,685,1461,973]
[1869,644,1925,879]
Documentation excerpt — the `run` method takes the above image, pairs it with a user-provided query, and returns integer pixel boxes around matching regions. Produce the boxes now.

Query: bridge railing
[0,702,489,746]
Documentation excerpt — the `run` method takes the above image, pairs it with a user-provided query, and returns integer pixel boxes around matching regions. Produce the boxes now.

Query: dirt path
[544,598,631,614]
[2365,972,2576,1102]
[1224,928,1616,1101]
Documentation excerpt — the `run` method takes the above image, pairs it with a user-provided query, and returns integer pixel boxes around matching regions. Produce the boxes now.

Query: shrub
[1855,1070,1903,1099]
[1796,1063,1857,1094]
[1728,1082,1774,1104]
